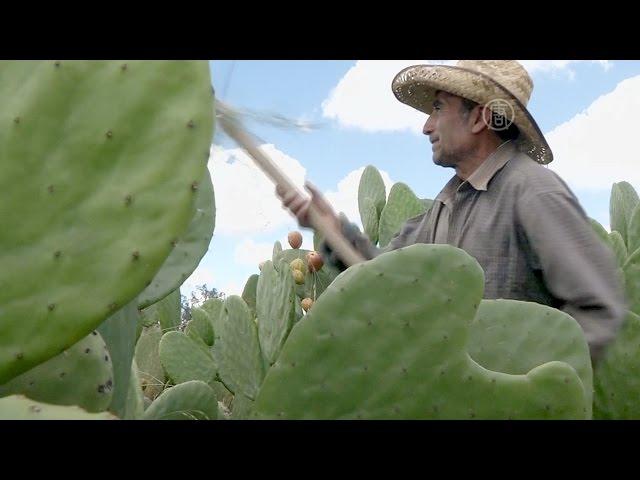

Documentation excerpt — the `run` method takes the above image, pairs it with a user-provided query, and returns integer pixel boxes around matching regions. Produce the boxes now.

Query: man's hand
[276,181,341,231]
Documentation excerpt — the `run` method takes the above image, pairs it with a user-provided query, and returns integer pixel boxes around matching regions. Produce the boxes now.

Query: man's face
[422,91,475,168]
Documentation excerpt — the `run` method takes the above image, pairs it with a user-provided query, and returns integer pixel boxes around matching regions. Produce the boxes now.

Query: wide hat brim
[392,64,553,164]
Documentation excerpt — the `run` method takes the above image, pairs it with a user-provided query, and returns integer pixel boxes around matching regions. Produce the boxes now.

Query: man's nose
[423,116,434,135]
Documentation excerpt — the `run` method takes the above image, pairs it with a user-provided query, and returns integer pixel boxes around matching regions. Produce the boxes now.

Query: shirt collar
[466,140,516,191]
[435,141,516,205]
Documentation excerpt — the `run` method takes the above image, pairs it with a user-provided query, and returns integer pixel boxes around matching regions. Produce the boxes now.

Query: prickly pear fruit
[306,251,324,272]
[292,270,305,285]
[301,298,314,312]
[288,231,303,249]
[290,258,304,272]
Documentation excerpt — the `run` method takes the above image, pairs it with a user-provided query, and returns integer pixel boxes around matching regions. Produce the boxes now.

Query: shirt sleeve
[516,189,627,362]
[319,212,427,272]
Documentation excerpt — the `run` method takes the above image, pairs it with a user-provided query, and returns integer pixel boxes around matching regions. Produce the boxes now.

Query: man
[277,60,626,362]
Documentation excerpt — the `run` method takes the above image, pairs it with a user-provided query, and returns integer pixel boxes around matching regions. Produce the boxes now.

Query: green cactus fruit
[610,181,639,248]
[290,258,305,272]
[292,269,305,285]
[593,311,640,419]
[138,168,216,309]
[609,231,628,268]
[378,183,427,248]
[212,296,265,400]
[142,380,218,420]
[0,61,213,384]
[623,248,640,316]
[231,394,254,420]
[140,289,182,333]
[272,241,283,261]
[628,205,640,256]
[134,324,165,400]
[242,274,259,318]
[358,166,387,244]
[468,299,593,417]
[252,244,589,419]
[257,260,298,367]
[123,359,145,420]
[185,308,215,347]
[0,330,114,412]
[97,299,139,418]
[159,331,217,386]
[0,395,118,420]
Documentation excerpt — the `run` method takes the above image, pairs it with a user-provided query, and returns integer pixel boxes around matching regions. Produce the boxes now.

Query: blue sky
[183,60,640,298]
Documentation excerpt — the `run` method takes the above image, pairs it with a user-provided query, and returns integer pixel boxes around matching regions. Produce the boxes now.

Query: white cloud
[321,60,613,134]
[324,167,395,228]
[181,264,217,298]
[208,144,306,236]
[233,238,276,268]
[546,75,640,190]
[519,60,612,79]
[219,280,244,298]
[321,60,448,134]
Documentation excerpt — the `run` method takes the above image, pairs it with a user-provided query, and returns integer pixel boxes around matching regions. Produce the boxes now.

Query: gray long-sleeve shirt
[323,142,626,361]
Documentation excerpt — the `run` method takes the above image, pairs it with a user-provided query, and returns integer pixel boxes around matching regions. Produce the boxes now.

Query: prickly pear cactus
[185,308,215,347]
[256,260,298,367]
[610,181,639,247]
[134,324,165,400]
[609,231,628,268]
[358,165,386,244]
[123,359,145,420]
[589,218,611,248]
[212,296,265,400]
[593,311,640,419]
[624,248,640,316]
[0,61,214,384]
[468,299,593,417]
[159,331,217,386]
[0,395,118,420]
[252,245,589,419]
[628,206,640,256]
[143,380,218,420]
[378,183,427,248]
[0,330,114,412]
[272,241,283,261]
[242,274,259,317]
[140,288,182,333]
[97,298,139,418]
[138,168,215,309]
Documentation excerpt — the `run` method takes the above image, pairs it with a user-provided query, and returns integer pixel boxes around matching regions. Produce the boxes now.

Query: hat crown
[456,60,533,107]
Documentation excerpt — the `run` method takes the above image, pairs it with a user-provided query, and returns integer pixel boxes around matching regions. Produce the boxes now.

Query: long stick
[217,104,366,267]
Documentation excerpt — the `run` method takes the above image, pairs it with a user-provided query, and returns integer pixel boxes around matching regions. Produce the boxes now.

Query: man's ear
[469,106,491,134]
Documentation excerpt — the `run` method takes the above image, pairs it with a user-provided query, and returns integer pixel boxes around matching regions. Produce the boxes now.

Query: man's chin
[432,156,455,168]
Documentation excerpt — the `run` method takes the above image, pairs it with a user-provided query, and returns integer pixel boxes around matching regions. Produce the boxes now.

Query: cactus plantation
[0,60,638,419]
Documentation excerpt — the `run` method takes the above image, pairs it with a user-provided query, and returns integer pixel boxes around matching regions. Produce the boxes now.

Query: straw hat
[392,60,553,164]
